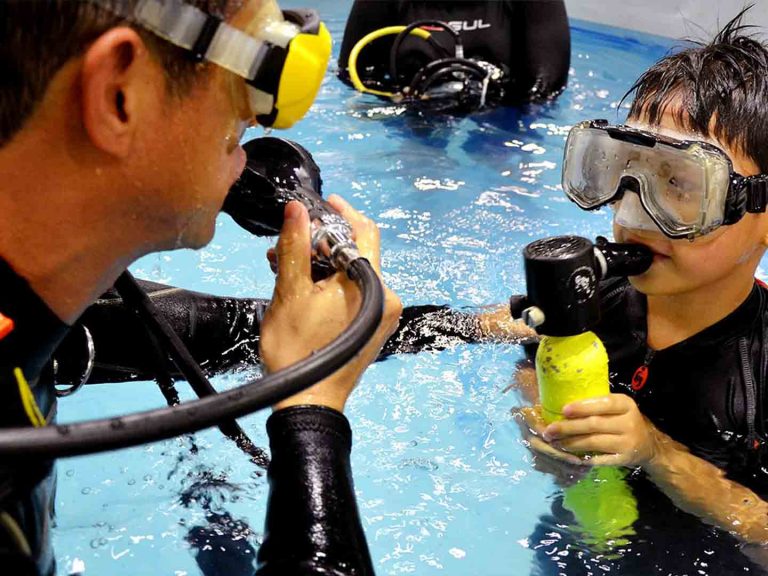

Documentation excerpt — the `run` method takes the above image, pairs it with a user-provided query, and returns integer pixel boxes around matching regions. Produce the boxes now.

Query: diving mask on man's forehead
[562,119,768,239]
[107,0,331,129]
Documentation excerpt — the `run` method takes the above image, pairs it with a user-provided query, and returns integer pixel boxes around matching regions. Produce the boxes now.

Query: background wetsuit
[337,0,571,104]
[530,277,768,575]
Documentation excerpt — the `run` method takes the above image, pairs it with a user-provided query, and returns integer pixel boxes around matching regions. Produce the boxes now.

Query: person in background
[337,0,570,113]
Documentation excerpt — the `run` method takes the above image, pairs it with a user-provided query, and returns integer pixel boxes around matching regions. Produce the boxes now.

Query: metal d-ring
[55,325,95,398]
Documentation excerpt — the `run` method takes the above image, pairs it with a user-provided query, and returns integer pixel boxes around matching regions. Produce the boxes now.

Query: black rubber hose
[0,259,384,458]
[408,58,488,95]
[113,271,267,464]
[412,64,487,97]
[389,20,459,89]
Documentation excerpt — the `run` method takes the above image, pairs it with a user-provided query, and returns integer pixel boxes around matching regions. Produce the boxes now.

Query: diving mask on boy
[562,119,768,239]
[104,0,331,129]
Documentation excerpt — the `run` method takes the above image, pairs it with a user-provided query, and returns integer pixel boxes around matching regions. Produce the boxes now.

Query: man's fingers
[327,194,382,272]
[275,201,312,294]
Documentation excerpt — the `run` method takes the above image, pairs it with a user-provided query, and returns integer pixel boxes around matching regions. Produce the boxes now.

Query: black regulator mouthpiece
[222,137,359,278]
[510,236,652,336]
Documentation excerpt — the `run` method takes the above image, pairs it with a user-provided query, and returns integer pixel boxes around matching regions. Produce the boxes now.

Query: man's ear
[80,27,158,157]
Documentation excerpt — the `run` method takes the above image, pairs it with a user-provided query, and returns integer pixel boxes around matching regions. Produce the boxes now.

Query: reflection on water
[53,2,768,575]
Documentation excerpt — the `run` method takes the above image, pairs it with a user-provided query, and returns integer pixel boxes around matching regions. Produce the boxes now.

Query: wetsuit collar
[0,258,68,416]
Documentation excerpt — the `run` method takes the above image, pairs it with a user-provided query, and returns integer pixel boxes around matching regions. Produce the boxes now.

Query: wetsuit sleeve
[256,406,374,576]
[337,0,399,85]
[59,288,483,384]
[53,280,269,384]
[380,304,483,358]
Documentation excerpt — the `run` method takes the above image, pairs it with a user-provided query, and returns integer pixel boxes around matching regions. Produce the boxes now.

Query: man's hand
[259,195,402,413]
[541,394,662,467]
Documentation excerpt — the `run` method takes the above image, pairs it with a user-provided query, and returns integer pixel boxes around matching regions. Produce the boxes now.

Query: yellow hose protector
[271,23,332,129]
[348,26,432,98]
[536,332,638,549]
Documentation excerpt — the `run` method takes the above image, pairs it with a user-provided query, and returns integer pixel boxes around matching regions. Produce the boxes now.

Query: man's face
[612,108,768,296]
[134,0,270,251]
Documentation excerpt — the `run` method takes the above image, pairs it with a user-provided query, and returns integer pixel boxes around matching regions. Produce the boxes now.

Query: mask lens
[563,127,626,208]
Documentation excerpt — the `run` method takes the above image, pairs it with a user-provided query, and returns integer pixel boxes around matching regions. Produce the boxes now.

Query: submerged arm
[643,435,768,544]
[543,394,768,544]
[58,286,534,386]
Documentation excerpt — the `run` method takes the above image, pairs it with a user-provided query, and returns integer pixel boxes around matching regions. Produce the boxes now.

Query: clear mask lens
[612,192,663,233]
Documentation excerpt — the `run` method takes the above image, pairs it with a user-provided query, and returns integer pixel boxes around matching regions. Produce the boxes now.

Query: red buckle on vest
[631,365,649,391]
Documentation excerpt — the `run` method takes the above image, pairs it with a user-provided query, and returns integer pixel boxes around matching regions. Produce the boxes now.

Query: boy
[517,10,768,574]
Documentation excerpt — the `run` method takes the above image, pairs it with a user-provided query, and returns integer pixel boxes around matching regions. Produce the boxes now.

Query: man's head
[606,9,768,297]
[0,0,241,148]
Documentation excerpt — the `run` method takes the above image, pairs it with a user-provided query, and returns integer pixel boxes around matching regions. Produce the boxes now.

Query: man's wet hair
[0,0,243,146]
[623,5,768,172]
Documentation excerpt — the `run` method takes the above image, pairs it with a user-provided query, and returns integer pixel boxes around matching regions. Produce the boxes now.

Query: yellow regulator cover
[536,331,610,424]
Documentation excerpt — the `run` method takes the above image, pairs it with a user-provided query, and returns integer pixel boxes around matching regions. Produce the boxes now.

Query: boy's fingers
[555,434,622,455]
[327,194,382,272]
[585,453,626,467]
[266,248,278,275]
[528,436,584,465]
[275,202,312,295]
[563,394,633,418]
[544,415,624,440]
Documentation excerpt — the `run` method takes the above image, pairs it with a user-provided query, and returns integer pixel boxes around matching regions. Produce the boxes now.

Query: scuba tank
[511,235,652,547]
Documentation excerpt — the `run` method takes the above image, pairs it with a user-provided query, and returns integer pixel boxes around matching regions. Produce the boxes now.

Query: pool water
[53,3,766,575]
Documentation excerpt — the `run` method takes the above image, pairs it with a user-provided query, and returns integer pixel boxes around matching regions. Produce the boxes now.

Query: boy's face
[613,108,768,297]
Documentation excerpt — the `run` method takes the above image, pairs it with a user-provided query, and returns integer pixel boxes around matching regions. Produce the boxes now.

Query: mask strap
[724,174,768,225]
[746,175,768,214]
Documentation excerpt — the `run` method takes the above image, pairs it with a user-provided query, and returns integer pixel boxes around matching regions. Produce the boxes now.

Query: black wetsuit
[54,281,481,385]
[337,0,571,104]
[530,277,768,575]
[0,263,382,576]
[0,259,66,576]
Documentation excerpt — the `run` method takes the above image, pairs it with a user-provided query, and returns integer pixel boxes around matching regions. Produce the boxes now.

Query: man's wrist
[273,390,346,413]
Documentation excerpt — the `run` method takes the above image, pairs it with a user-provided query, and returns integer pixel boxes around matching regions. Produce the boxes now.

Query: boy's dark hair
[624,6,768,172]
[0,0,240,146]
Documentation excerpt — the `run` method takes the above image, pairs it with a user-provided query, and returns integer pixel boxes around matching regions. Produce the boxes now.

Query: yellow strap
[13,368,46,428]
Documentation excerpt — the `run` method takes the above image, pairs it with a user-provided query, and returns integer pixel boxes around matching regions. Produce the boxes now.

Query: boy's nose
[612,190,663,234]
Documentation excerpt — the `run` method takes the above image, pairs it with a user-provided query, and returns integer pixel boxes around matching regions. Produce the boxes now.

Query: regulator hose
[0,258,383,458]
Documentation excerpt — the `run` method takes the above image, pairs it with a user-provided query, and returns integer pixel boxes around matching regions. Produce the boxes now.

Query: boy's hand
[512,406,592,484]
[542,394,662,467]
[260,196,402,413]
